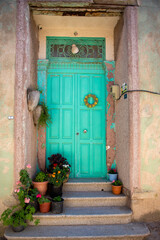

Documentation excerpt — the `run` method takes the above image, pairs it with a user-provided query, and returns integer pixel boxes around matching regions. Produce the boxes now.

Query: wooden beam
[28,0,140,8]
[93,0,140,6]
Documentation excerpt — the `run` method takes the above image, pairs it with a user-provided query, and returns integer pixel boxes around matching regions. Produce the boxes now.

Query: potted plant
[0,205,39,232]
[108,168,118,182]
[32,171,48,195]
[112,180,123,195]
[63,165,71,183]
[48,153,71,183]
[38,101,52,128]
[0,164,40,232]
[16,165,39,211]
[37,194,51,213]
[51,196,64,214]
[47,166,66,198]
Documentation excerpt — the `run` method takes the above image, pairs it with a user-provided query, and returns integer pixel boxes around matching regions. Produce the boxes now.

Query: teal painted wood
[46,63,106,178]
[75,73,106,178]
[46,72,75,178]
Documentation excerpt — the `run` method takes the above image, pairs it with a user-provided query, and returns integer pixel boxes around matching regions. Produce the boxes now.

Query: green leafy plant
[108,168,117,174]
[47,154,71,182]
[36,195,51,204]
[48,153,71,170]
[38,102,52,128]
[0,205,39,227]
[34,171,48,182]
[15,165,39,208]
[112,180,122,186]
[19,168,32,188]
[52,196,63,202]
[48,166,67,186]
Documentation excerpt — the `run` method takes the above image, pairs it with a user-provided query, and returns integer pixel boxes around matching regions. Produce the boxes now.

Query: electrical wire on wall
[117,89,160,100]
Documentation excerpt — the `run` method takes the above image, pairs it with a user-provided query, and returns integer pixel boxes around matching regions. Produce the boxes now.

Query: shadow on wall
[138,211,160,222]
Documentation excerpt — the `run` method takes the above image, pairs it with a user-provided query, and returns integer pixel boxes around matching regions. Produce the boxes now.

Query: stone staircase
[5,179,150,240]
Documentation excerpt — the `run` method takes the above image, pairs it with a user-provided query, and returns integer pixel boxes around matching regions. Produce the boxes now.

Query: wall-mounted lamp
[71,44,79,54]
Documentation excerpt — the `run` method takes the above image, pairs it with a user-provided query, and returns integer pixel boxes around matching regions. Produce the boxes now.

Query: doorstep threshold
[68,178,107,183]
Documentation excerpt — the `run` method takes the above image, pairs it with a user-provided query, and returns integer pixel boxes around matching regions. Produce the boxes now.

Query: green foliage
[27,188,39,202]
[36,87,43,94]
[38,196,51,204]
[6,165,41,227]
[38,102,52,128]
[52,196,63,202]
[0,205,38,227]
[34,171,48,182]
[48,166,66,186]
[108,168,117,174]
[19,169,32,188]
[112,180,122,186]
[48,153,71,170]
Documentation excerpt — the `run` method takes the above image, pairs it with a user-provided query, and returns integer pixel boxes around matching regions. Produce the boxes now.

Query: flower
[16,181,21,185]
[112,180,115,183]
[63,164,69,168]
[24,198,30,203]
[58,171,61,174]
[53,164,58,167]
[52,174,55,178]
[14,188,20,193]
[26,164,31,169]
[36,194,42,198]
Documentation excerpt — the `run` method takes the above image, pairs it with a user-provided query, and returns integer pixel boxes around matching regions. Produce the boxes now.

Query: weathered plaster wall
[114,7,140,194]
[15,0,39,182]
[0,0,16,201]
[138,0,160,193]
[33,15,119,60]
[114,13,130,190]
[131,0,160,221]
[0,0,16,235]
[105,61,116,170]
[0,0,38,226]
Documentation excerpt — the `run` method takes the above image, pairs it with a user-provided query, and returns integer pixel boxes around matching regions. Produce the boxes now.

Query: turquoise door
[46,63,106,178]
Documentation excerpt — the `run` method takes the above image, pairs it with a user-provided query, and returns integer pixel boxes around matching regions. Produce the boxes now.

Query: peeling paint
[110,123,115,132]
[105,60,116,170]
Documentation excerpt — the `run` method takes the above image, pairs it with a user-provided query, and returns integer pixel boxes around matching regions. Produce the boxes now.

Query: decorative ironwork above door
[46,37,105,62]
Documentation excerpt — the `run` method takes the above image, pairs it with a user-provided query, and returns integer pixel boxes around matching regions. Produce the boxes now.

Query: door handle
[83,129,87,133]
[76,132,79,135]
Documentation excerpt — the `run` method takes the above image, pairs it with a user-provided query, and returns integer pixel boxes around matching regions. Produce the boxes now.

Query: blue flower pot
[108,173,118,182]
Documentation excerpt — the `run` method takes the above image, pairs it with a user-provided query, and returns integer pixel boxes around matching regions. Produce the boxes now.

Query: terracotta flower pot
[39,202,51,213]
[32,181,48,195]
[112,185,122,195]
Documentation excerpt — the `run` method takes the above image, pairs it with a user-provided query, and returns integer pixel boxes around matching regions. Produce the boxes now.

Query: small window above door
[46,37,105,62]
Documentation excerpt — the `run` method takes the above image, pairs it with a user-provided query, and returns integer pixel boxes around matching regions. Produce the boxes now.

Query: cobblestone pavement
[145,222,160,240]
[1,222,160,240]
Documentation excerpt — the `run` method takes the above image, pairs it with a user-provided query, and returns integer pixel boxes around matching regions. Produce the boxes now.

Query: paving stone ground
[145,222,160,240]
[0,222,160,240]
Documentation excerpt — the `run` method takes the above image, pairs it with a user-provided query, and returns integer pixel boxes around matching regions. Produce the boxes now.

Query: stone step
[63,191,127,207]
[5,223,150,240]
[63,178,111,192]
[31,206,132,226]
